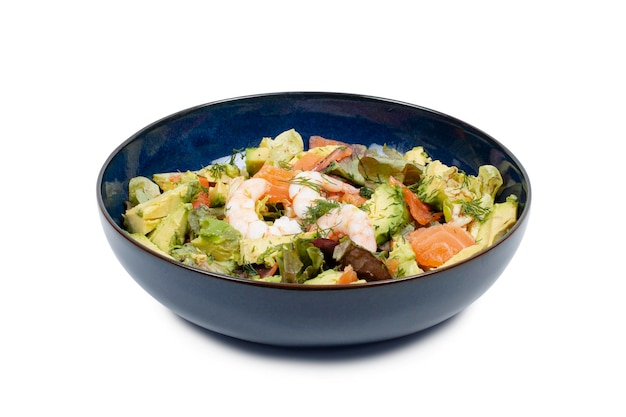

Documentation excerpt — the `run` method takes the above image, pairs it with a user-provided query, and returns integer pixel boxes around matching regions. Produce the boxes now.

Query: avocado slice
[387,235,424,278]
[152,171,198,192]
[475,196,518,247]
[123,182,195,235]
[245,147,270,176]
[303,269,342,285]
[148,203,191,252]
[208,181,229,207]
[363,182,410,245]
[245,129,304,175]
[127,232,175,259]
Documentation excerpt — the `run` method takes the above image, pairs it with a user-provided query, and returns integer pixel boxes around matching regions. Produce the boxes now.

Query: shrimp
[225,177,270,239]
[267,215,303,236]
[289,171,360,219]
[313,203,377,252]
[226,177,302,239]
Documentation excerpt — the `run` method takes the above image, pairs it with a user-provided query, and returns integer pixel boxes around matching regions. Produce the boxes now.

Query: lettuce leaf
[325,144,422,188]
[275,238,325,284]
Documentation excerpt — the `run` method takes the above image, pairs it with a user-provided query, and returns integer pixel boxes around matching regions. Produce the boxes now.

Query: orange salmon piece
[252,164,295,203]
[337,265,359,284]
[292,152,325,171]
[408,223,475,268]
[293,145,353,172]
[309,135,350,148]
[388,176,442,225]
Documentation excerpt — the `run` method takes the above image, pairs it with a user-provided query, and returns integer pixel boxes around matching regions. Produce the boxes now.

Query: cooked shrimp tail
[312,203,377,252]
[226,177,302,239]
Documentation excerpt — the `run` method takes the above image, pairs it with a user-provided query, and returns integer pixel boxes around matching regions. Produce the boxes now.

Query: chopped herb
[288,176,326,194]
[241,261,258,278]
[360,187,374,198]
[459,199,491,223]
[300,200,340,228]
[208,163,226,179]
[230,148,244,165]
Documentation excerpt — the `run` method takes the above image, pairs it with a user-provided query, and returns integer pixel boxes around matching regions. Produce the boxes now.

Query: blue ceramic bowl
[97,92,531,347]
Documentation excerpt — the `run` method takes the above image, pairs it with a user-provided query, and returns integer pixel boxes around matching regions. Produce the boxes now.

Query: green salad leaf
[326,144,422,188]
[275,238,325,284]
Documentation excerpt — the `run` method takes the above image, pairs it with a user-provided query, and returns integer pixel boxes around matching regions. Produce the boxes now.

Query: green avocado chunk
[245,128,304,175]
[148,203,191,252]
[123,182,196,235]
[245,147,270,176]
[127,232,174,259]
[363,182,410,245]
[475,195,518,248]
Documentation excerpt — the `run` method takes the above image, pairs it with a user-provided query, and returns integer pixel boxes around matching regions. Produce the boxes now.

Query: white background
[2,1,624,415]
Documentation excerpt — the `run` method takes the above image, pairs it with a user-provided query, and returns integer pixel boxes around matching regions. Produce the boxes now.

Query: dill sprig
[208,163,226,179]
[288,176,326,194]
[240,261,259,278]
[278,160,292,170]
[415,176,437,202]
[300,200,340,228]
[459,199,491,223]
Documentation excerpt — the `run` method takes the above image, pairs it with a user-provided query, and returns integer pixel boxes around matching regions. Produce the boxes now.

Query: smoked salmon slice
[252,164,294,203]
[388,176,443,225]
[408,223,475,268]
[292,152,325,171]
[337,265,359,284]
[292,137,353,171]
[309,135,350,148]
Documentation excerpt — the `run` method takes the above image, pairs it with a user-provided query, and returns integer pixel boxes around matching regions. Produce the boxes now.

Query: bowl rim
[97,91,532,291]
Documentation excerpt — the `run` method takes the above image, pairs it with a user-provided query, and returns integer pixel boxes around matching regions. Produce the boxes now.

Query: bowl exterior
[100,208,528,346]
[98,92,531,346]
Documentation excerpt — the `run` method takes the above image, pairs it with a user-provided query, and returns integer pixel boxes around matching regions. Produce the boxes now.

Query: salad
[123,129,518,285]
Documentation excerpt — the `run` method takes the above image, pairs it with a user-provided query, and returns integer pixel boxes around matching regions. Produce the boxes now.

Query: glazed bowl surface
[97,92,531,347]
